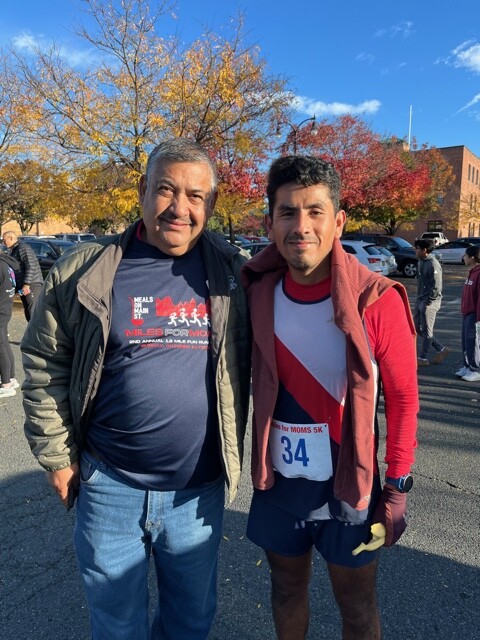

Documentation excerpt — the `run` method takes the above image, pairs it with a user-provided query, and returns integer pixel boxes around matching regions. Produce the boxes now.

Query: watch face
[402,475,414,492]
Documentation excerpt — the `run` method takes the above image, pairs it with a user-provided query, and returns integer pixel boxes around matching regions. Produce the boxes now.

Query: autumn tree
[6,0,288,231]
[0,53,26,161]
[280,114,381,214]
[210,134,268,239]
[447,186,480,233]
[351,140,454,234]
[286,115,454,234]
[66,162,140,232]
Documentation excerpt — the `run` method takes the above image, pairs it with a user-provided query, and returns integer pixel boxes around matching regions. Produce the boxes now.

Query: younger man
[242,156,418,639]
[413,238,450,366]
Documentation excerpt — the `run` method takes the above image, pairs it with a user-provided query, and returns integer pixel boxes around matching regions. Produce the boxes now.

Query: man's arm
[22,269,78,480]
[367,288,418,475]
[18,243,41,288]
[365,287,418,545]
[428,259,442,302]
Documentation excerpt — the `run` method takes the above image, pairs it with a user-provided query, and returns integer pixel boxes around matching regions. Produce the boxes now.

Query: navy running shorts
[247,489,379,568]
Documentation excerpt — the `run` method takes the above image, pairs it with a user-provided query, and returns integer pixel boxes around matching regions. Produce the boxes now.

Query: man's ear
[265,214,274,240]
[138,174,147,205]
[334,210,347,238]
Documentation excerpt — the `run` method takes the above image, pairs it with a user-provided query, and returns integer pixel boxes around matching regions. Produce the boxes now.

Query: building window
[468,164,471,181]
[477,168,479,185]
[471,193,474,210]
[427,220,443,231]
[437,195,444,206]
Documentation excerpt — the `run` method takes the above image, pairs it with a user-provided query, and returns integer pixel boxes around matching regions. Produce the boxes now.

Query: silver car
[340,240,389,276]
[375,246,397,275]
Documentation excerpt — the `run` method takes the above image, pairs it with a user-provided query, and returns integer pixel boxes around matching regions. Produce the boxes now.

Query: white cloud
[375,21,414,38]
[12,30,100,67]
[292,95,381,117]
[456,93,480,114]
[356,52,375,64]
[12,32,39,53]
[451,40,480,73]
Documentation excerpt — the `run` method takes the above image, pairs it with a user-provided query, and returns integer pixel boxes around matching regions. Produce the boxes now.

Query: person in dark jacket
[21,139,251,640]
[0,253,19,397]
[413,238,450,366]
[2,231,43,321]
[457,244,480,381]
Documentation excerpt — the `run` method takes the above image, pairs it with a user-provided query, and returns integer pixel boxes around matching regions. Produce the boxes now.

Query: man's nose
[291,211,311,234]
[168,193,191,217]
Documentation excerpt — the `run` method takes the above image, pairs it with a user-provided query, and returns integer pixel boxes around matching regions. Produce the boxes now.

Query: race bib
[269,420,333,481]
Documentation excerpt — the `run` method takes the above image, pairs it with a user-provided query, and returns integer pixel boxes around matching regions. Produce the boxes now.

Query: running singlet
[87,233,221,490]
[265,272,380,522]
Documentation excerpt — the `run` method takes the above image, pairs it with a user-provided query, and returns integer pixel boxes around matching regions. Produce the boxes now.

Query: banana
[352,523,386,556]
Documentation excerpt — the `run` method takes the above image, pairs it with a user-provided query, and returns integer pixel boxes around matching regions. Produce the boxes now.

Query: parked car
[20,237,76,278]
[420,231,448,246]
[375,246,398,275]
[342,233,418,277]
[240,235,270,243]
[241,241,271,257]
[53,233,97,243]
[222,234,246,246]
[458,236,480,245]
[340,240,389,275]
[432,240,474,264]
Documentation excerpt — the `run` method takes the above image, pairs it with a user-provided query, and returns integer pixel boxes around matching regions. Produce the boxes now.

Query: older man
[22,138,251,640]
[2,231,43,321]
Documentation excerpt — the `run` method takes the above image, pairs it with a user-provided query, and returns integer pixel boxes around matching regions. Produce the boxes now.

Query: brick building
[410,145,480,241]
[345,144,480,244]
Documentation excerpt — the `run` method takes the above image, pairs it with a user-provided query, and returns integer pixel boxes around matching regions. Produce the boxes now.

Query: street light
[276,115,319,154]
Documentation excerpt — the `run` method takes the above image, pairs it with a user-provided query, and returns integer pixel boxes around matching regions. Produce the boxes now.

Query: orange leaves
[291,115,454,234]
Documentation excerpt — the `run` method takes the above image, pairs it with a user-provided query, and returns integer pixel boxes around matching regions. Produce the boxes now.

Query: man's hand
[372,484,408,547]
[22,284,31,295]
[47,464,79,509]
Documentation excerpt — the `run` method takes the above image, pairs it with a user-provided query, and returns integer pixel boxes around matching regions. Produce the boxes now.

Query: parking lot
[0,265,479,640]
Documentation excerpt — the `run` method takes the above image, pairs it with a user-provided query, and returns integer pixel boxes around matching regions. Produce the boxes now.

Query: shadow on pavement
[1,469,478,640]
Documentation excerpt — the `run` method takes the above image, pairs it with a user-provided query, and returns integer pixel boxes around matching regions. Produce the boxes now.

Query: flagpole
[408,105,412,149]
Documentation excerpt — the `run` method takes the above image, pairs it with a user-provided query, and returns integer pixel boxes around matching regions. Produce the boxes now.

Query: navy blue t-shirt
[87,233,222,490]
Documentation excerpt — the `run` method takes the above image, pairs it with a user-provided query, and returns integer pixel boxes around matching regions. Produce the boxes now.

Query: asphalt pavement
[1,265,479,640]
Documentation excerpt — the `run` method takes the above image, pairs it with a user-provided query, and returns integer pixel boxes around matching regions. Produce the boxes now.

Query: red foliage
[287,116,439,224]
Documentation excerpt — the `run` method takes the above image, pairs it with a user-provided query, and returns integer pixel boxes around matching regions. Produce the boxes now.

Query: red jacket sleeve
[365,287,419,477]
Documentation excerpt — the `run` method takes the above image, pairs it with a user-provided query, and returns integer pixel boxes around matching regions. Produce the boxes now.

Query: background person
[0,252,19,397]
[241,155,418,639]
[456,244,480,382]
[2,231,43,321]
[413,238,450,366]
[21,138,251,640]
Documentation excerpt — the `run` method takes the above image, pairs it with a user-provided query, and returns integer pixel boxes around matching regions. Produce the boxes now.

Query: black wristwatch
[385,474,413,493]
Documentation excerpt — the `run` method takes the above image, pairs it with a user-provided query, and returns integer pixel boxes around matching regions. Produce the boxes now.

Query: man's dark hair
[414,238,434,253]
[465,244,480,262]
[266,156,341,216]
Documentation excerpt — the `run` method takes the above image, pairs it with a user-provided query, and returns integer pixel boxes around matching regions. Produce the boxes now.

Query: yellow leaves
[0,1,289,233]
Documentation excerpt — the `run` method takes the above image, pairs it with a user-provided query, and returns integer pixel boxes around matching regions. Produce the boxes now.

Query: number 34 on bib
[269,420,333,481]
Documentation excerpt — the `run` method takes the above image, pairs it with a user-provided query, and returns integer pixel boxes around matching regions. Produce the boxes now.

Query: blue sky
[2,0,480,156]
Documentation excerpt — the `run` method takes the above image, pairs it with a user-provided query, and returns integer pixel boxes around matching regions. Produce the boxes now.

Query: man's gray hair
[145,138,218,191]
